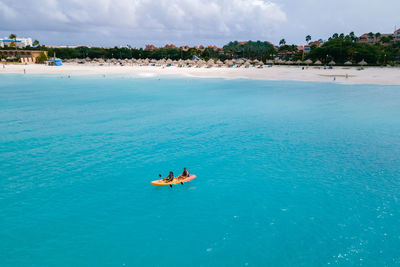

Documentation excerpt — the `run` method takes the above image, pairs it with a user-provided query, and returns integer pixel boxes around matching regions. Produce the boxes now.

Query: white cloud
[0,0,286,45]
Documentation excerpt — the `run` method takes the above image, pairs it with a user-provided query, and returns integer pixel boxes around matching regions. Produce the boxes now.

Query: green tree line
[2,32,400,65]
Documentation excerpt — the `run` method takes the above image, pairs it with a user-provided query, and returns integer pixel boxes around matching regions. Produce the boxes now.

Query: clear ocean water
[1,74,400,266]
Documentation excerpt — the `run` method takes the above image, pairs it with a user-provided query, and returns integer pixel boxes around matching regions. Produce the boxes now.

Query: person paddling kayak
[163,171,174,182]
[178,168,190,179]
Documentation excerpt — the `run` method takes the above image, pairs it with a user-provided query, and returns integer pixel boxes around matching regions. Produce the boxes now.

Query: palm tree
[33,40,40,47]
[279,39,286,46]
[375,32,381,42]
[368,32,374,40]
[349,31,356,42]
[306,35,311,44]
[9,33,17,49]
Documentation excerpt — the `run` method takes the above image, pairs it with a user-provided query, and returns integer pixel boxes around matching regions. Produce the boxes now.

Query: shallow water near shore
[1,74,400,266]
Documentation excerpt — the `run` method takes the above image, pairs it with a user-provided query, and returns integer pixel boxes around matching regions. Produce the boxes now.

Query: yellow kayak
[151,175,197,186]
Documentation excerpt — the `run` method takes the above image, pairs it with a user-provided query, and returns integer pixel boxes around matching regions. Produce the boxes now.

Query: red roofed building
[194,45,205,52]
[145,44,157,51]
[181,45,190,51]
[359,29,400,44]
[302,40,321,53]
[164,44,178,49]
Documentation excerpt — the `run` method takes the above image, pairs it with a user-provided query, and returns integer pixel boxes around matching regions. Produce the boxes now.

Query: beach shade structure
[296,60,303,64]
[216,59,223,67]
[304,59,313,65]
[257,61,264,68]
[244,61,251,68]
[266,59,274,65]
[253,59,260,64]
[286,60,293,65]
[195,60,204,67]
[359,59,367,66]
[224,60,234,67]
[166,59,173,66]
[329,60,336,65]
[314,60,322,65]
[178,59,185,67]
[207,59,215,68]
[344,61,353,65]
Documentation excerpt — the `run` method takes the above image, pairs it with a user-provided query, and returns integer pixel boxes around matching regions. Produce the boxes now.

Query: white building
[0,37,33,48]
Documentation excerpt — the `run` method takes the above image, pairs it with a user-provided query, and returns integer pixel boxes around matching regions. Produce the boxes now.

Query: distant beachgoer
[345,74,348,79]
[333,77,336,81]
[163,171,174,182]
[23,69,26,74]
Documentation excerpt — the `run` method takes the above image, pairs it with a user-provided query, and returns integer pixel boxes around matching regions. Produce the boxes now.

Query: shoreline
[1,63,400,85]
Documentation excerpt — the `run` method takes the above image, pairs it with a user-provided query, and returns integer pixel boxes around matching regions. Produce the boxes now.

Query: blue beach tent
[47,59,63,66]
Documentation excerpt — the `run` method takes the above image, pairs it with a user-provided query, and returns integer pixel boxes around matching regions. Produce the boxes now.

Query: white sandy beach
[1,63,400,85]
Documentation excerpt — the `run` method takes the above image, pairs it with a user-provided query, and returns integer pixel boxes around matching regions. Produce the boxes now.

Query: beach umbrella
[244,61,251,68]
[286,60,293,65]
[207,59,215,67]
[359,59,367,66]
[224,60,234,67]
[296,60,303,64]
[266,60,274,64]
[216,59,223,67]
[178,59,185,67]
[329,60,336,65]
[344,61,353,65]
[305,59,313,65]
[314,60,322,65]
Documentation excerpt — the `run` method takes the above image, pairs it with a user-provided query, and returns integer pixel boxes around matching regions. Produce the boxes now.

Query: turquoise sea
[1,74,400,266]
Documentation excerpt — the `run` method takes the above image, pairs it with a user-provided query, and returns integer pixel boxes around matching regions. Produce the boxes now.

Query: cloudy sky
[0,0,399,47]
